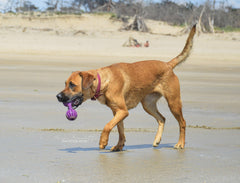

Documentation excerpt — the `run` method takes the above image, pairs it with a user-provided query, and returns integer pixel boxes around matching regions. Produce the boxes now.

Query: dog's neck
[91,72,102,100]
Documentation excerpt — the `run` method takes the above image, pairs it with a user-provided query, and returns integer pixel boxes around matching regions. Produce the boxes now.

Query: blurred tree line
[3,0,240,30]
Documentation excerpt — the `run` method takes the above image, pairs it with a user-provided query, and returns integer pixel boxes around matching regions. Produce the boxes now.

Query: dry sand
[0,13,240,183]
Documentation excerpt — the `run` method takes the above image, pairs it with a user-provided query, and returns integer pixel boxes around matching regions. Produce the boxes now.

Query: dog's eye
[69,82,76,90]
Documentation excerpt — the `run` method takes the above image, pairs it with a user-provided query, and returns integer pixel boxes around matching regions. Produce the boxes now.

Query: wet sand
[1,129,240,183]
[1,14,240,183]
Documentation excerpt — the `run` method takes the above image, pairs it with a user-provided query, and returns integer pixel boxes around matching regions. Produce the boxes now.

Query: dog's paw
[99,136,108,149]
[174,143,184,149]
[99,144,106,149]
[99,139,108,149]
[110,144,124,152]
[152,142,160,147]
[153,140,161,147]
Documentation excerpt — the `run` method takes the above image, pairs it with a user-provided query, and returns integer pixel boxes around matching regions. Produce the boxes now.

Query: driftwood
[95,0,115,12]
[73,30,87,36]
[197,6,214,34]
[179,6,214,36]
[208,17,215,33]
[22,27,54,32]
[197,6,206,35]
[178,23,191,35]
[178,7,205,36]
[121,15,149,32]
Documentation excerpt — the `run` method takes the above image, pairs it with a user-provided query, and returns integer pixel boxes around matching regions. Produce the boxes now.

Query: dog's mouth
[63,95,83,109]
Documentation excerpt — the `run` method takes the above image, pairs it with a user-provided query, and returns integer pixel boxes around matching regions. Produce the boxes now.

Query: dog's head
[56,71,95,108]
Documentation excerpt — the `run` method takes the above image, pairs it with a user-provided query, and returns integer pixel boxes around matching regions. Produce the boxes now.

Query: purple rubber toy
[65,102,77,121]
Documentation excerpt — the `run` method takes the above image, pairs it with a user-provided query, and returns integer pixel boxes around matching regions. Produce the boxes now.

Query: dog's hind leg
[164,75,186,149]
[141,93,165,147]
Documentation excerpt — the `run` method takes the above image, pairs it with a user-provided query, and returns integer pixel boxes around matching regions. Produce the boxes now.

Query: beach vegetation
[2,0,240,32]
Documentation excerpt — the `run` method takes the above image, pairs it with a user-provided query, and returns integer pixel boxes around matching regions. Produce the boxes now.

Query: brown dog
[57,25,196,151]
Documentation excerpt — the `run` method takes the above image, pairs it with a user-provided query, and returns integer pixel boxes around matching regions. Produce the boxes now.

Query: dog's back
[104,60,170,109]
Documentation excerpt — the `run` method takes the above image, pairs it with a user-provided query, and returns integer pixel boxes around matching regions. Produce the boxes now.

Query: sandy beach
[0,14,240,183]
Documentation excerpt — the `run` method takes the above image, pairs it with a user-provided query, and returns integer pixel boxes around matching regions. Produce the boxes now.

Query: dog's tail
[167,24,196,69]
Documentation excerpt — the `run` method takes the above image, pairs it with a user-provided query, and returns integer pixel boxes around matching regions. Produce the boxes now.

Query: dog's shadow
[59,143,174,153]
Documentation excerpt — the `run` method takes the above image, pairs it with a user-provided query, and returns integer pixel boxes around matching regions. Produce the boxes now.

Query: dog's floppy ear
[79,71,95,89]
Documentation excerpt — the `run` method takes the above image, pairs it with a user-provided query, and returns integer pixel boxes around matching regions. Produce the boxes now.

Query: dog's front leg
[99,110,129,149]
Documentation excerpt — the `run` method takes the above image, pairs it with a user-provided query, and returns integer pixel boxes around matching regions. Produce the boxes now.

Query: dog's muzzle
[57,93,83,109]
[56,93,68,103]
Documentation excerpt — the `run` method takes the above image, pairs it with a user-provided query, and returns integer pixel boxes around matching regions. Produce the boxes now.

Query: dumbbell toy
[64,102,77,121]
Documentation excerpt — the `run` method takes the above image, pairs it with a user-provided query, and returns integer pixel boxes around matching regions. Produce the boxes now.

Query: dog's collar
[91,72,102,101]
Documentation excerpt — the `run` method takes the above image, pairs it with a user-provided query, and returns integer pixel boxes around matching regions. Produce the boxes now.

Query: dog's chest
[97,95,107,105]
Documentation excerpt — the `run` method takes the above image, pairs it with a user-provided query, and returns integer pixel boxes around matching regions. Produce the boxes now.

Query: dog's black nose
[56,93,64,102]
